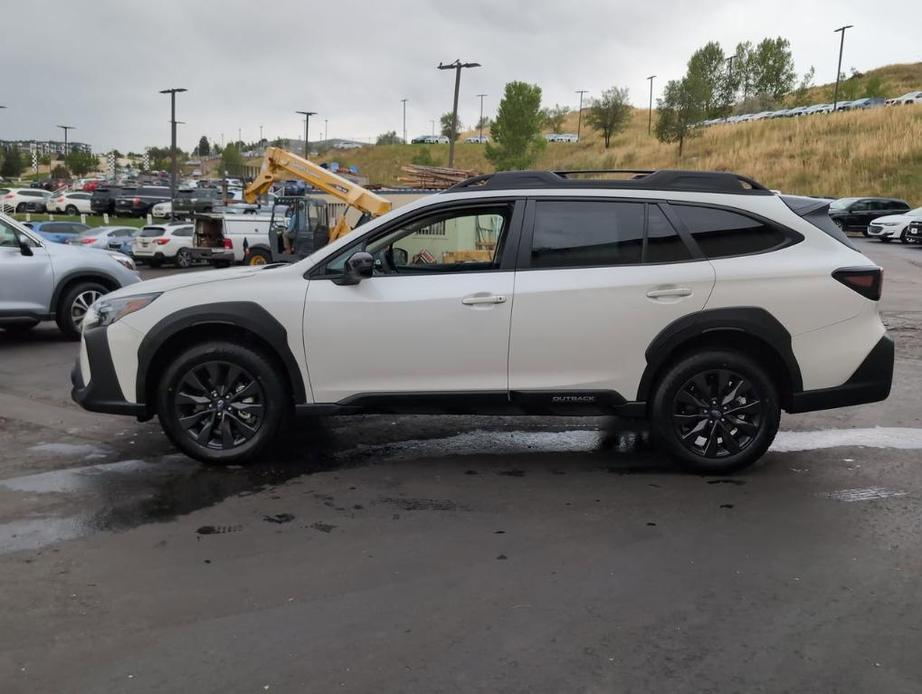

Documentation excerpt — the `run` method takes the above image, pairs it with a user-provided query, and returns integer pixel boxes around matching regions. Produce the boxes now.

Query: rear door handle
[646,287,693,299]
[461,294,507,305]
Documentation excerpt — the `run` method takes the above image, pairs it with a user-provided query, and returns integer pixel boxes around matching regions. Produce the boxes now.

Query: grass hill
[319,62,922,202]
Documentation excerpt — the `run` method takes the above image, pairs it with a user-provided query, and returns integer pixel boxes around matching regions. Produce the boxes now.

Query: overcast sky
[2,0,919,152]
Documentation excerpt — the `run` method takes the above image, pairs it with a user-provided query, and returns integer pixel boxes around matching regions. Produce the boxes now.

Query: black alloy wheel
[173,360,265,451]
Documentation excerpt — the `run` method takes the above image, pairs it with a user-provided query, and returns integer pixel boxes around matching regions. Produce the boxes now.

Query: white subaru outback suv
[72,170,893,473]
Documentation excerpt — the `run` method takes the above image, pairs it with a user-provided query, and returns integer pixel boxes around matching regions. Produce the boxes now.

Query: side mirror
[337,251,374,285]
[19,240,33,257]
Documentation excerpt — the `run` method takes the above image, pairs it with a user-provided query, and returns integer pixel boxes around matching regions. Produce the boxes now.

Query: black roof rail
[443,169,773,195]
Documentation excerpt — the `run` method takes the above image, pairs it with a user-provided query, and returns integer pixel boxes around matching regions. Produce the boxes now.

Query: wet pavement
[1,238,921,693]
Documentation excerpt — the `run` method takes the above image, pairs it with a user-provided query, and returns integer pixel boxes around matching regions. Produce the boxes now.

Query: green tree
[686,41,733,118]
[729,41,756,102]
[411,147,436,166]
[586,87,632,148]
[51,164,69,179]
[485,81,546,170]
[65,150,98,176]
[1,147,24,178]
[440,112,462,139]
[39,154,52,166]
[221,143,245,177]
[750,37,796,103]
[836,72,861,101]
[197,135,210,157]
[655,76,706,157]
[541,104,569,133]
[476,116,492,131]
[864,74,886,98]
[790,66,816,106]
[376,130,403,145]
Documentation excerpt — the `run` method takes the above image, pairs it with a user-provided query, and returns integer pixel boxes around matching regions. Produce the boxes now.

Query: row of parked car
[825,196,922,244]
[698,90,922,127]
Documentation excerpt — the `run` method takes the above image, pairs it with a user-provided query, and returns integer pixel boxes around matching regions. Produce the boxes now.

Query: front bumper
[788,335,894,413]
[71,326,148,417]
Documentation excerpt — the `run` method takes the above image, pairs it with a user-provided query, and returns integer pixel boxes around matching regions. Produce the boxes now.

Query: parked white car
[333,141,364,150]
[131,223,196,267]
[411,135,449,144]
[890,90,922,105]
[151,201,172,218]
[47,191,94,215]
[73,168,892,473]
[866,207,922,243]
[464,135,489,144]
[545,133,578,142]
[0,188,53,213]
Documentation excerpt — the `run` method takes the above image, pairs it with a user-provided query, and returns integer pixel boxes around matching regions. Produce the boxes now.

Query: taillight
[80,237,97,244]
[2,193,13,199]
[133,197,142,206]
[154,238,170,245]
[223,239,233,249]
[833,267,883,301]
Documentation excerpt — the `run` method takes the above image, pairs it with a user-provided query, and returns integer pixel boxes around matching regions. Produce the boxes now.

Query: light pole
[259,124,263,142]
[296,110,316,158]
[832,25,854,111]
[430,119,436,136]
[324,119,328,142]
[437,59,481,167]
[56,124,75,160]
[401,98,407,144]
[575,90,588,142]
[646,76,656,134]
[476,93,487,140]
[159,87,186,220]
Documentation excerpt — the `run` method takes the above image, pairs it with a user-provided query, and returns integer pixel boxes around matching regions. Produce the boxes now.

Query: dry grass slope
[321,62,922,202]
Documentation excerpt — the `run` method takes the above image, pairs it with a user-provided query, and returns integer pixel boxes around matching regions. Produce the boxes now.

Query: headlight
[878,221,899,226]
[108,252,136,271]
[85,293,161,330]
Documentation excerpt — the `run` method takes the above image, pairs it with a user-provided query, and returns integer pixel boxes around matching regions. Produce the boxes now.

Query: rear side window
[672,205,787,258]
[645,206,692,263]
[530,200,644,268]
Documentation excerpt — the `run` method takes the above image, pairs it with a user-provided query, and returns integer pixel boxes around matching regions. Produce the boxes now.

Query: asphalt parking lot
[1,237,921,693]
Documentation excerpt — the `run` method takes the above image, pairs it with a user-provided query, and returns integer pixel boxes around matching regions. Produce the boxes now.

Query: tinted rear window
[139,227,166,237]
[673,205,788,258]
[138,187,170,196]
[531,200,644,268]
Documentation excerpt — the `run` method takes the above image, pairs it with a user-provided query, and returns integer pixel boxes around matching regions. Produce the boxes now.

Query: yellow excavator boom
[243,147,392,241]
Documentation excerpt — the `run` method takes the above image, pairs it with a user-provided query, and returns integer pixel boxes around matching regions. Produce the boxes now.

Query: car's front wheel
[156,342,287,464]
[56,281,107,339]
[651,350,780,474]
[65,205,79,215]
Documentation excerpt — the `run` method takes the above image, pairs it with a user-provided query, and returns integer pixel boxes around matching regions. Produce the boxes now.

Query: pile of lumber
[399,164,479,189]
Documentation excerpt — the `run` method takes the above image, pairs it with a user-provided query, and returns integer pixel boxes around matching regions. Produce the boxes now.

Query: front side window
[0,218,21,247]
[324,205,511,276]
[530,200,644,269]
[672,205,788,258]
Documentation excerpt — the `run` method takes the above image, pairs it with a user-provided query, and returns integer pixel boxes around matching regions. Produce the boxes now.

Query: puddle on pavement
[771,427,922,452]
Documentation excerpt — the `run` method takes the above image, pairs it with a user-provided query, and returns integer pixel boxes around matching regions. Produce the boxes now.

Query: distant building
[0,139,93,156]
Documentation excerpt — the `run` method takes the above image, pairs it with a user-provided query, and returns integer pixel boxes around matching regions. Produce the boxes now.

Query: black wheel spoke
[220,416,234,449]
[717,370,730,399]
[677,390,707,409]
[692,373,713,400]
[718,421,741,454]
[195,412,217,444]
[227,412,258,439]
[179,408,215,427]
[184,370,209,395]
[176,392,209,406]
[703,422,720,457]
[681,418,709,441]
[725,400,761,416]
[230,401,263,414]
[231,381,259,401]
[726,415,759,436]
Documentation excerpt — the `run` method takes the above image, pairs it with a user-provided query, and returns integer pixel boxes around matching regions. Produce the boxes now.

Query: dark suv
[828,197,910,232]
[91,186,131,214]
[113,186,171,217]
[173,188,220,215]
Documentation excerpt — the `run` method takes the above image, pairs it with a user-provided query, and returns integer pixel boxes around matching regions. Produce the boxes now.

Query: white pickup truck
[188,213,278,267]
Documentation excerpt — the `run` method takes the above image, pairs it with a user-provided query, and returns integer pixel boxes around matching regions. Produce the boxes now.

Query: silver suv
[0,213,140,337]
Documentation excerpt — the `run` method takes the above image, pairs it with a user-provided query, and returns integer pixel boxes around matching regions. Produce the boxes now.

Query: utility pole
[646,76,656,134]
[437,59,481,167]
[430,119,435,136]
[56,124,75,159]
[832,25,854,111]
[324,119,328,142]
[401,98,408,144]
[476,93,487,140]
[159,87,186,221]
[296,110,316,158]
[575,90,588,142]
[259,124,263,142]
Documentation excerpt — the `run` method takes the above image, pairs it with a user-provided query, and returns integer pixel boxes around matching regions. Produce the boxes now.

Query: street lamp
[832,25,854,111]
[646,76,656,135]
[296,111,316,158]
[430,120,436,136]
[574,90,588,142]
[476,93,487,140]
[159,87,187,220]
[56,124,75,159]
[401,98,408,144]
[437,59,481,167]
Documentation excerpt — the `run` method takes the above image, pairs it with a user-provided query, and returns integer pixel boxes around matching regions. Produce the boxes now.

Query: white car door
[508,198,715,402]
[303,201,523,404]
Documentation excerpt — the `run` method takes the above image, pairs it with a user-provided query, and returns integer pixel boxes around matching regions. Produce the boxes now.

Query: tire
[246,248,272,266]
[900,230,910,244]
[156,341,287,464]
[147,257,163,268]
[650,350,780,475]
[880,237,891,243]
[175,248,192,268]
[15,203,26,213]
[65,205,78,215]
[55,281,108,339]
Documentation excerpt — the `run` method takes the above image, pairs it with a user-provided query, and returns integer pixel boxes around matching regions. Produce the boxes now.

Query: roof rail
[443,169,772,195]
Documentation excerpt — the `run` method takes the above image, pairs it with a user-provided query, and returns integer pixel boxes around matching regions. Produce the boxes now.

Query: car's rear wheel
[15,203,26,213]
[156,342,287,464]
[880,236,891,243]
[175,248,192,268]
[65,205,78,215]
[147,257,163,268]
[56,281,107,339]
[651,350,780,474]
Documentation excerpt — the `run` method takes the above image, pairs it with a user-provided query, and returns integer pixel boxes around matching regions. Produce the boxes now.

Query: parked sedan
[22,221,91,244]
[828,197,911,232]
[0,188,53,213]
[866,207,922,243]
[890,90,922,105]
[464,135,489,144]
[67,226,139,251]
[47,191,94,215]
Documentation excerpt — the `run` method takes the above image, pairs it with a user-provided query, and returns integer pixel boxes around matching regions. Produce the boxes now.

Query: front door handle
[461,294,507,305]
[646,287,693,299]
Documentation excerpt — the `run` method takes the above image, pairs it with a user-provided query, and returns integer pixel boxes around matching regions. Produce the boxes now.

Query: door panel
[0,244,54,317]
[508,262,714,398]
[304,273,514,402]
